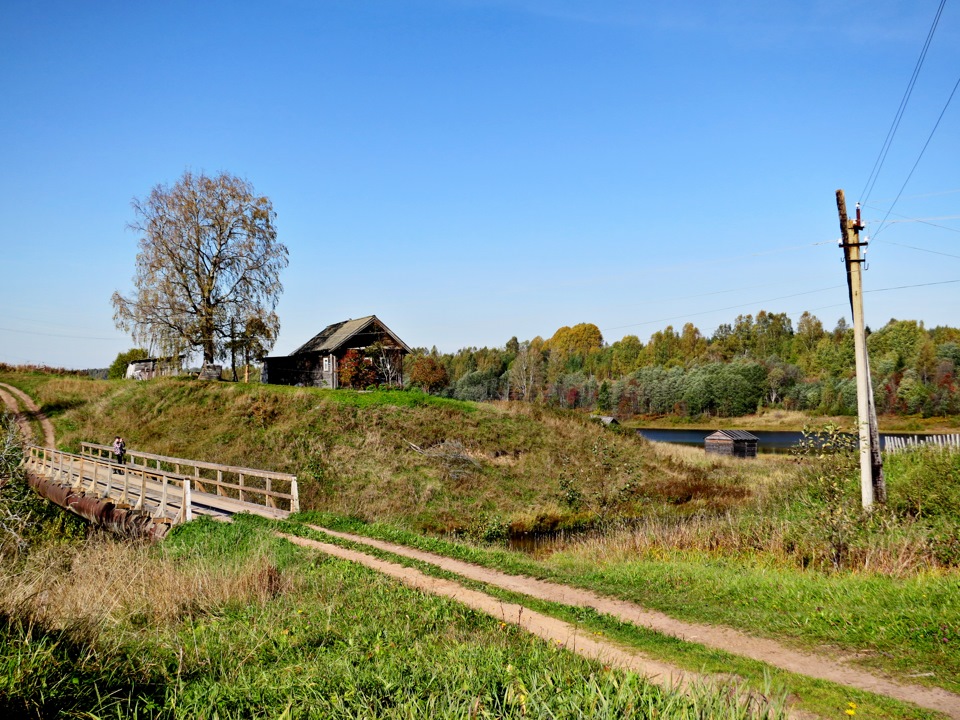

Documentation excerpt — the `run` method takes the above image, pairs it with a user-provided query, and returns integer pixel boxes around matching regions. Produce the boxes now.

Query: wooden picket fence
[884,434,960,455]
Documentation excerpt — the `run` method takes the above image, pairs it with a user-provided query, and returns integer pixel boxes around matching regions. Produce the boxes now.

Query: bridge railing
[25,445,192,524]
[80,443,299,514]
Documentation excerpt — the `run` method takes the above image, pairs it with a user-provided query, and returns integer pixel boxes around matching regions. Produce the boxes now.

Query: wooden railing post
[103,459,113,499]
[158,476,168,519]
[118,463,130,506]
[265,478,275,508]
[180,480,193,523]
[75,442,299,518]
[134,468,146,512]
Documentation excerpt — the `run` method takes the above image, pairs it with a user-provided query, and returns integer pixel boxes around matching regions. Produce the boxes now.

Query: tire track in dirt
[0,382,55,447]
[279,532,809,718]
[309,526,960,719]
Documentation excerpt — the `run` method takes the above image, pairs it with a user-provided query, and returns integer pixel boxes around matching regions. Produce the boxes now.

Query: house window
[323,356,331,372]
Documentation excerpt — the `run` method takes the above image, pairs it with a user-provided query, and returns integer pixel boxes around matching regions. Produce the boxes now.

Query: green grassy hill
[12,374,776,536]
[5,371,960,719]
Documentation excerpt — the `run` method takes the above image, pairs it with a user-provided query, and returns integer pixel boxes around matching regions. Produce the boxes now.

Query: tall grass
[0,516,787,719]
[15,375,782,536]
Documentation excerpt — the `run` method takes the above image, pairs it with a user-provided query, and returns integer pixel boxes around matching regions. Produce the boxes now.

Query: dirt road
[3,381,956,716]
[292,526,960,719]
[0,381,55,447]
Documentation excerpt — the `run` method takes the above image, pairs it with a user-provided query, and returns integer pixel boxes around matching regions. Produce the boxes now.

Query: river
[635,428,923,453]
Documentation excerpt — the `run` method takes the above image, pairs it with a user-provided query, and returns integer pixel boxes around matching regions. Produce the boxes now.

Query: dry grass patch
[0,535,289,634]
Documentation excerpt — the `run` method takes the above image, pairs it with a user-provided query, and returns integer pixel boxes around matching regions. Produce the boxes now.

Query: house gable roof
[291,315,411,355]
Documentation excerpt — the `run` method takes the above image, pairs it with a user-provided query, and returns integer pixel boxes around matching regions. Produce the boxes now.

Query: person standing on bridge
[113,436,126,471]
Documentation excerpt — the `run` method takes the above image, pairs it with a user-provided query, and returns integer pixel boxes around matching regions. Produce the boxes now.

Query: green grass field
[1,371,958,718]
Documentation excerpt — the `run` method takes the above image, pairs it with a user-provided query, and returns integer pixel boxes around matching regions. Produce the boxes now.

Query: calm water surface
[636,428,921,453]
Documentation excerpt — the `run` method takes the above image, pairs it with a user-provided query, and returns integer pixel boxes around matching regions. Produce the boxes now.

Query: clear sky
[1,0,958,369]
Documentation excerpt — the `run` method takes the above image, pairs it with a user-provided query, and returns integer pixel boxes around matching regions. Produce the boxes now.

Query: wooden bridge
[23,443,298,537]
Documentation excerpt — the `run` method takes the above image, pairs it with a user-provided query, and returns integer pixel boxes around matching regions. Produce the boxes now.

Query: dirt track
[4,383,957,716]
[0,381,55,447]
[291,526,960,719]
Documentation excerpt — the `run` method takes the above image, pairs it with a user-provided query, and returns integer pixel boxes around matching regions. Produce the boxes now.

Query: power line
[863,204,960,234]
[865,278,960,293]
[602,278,959,337]
[860,0,947,205]
[872,240,960,259]
[873,72,960,238]
[866,187,960,204]
[0,326,123,341]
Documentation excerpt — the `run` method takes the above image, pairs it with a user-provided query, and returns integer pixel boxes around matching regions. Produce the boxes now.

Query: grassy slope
[4,371,958,717]
[6,373,773,534]
[3,516,782,720]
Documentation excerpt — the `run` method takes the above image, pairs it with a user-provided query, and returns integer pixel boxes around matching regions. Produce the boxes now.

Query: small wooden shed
[704,430,758,458]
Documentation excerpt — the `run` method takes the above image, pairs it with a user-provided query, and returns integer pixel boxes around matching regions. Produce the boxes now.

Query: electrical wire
[866,188,960,204]
[865,278,960,293]
[863,205,960,235]
[872,240,960,259]
[603,277,959,337]
[0,326,123,341]
[873,72,960,238]
[860,0,947,205]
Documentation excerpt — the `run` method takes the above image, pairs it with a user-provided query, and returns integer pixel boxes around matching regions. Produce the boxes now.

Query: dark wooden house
[704,430,758,458]
[262,315,410,388]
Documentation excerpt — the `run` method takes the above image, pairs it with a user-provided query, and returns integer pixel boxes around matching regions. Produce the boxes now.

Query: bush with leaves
[107,348,149,379]
[338,349,378,389]
[408,355,449,393]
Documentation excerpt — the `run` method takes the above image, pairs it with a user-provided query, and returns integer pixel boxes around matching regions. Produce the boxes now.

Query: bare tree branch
[112,171,288,364]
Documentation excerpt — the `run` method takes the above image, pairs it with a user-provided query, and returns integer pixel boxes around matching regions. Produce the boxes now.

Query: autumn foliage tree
[338,349,377,389]
[111,171,288,365]
[409,355,449,393]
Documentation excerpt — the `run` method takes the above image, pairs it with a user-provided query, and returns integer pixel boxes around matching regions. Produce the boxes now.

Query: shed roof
[705,430,758,441]
[291,315,411,355]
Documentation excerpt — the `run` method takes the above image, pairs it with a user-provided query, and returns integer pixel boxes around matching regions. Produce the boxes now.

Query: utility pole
[836,189,886,508]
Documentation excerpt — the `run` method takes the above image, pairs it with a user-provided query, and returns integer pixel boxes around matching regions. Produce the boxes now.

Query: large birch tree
[112,171,288,365]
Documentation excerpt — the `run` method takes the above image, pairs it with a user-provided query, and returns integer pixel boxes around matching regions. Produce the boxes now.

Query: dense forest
[405,311,960,418]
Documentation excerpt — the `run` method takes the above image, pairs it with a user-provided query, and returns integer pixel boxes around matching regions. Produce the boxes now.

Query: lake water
[635,428,922,453]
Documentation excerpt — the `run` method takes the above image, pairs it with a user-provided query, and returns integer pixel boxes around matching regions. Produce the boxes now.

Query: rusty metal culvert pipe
[26,470,169,540]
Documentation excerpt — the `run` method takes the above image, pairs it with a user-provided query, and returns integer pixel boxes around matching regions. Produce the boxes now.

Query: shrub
[107,348,149,380]
[409,356,449,393]
[339,349,377,389]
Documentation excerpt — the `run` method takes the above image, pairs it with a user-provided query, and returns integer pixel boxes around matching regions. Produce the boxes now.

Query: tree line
[406,312,960,418]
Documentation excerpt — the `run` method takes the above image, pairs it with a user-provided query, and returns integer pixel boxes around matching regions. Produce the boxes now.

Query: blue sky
[1,0,958,369]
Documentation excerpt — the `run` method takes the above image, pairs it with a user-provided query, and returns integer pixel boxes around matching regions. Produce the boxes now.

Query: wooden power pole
[836,189,886,508]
